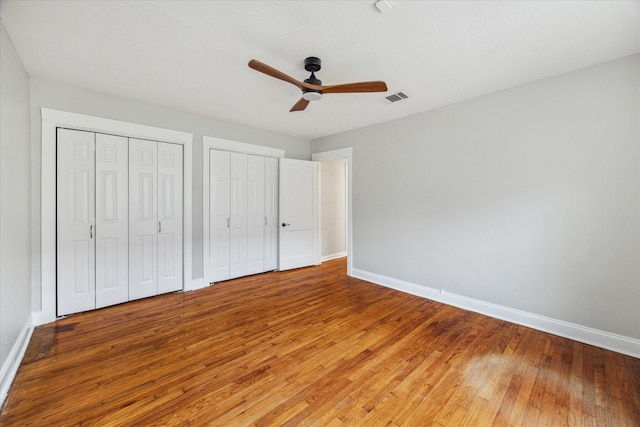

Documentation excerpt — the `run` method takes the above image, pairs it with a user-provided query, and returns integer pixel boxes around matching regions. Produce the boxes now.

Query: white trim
[352,268,640,359]
[32,311,43,327]
[0,315,34,406]
[41,108,194,324]
[203,136,285,158]
[321,252,347,262]
[202,136,284,285]
[312,148,353,276]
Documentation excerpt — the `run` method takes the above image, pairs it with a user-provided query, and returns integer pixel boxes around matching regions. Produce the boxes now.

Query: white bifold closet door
[129,139,158,300]
[57,129,129,316]
[229,152,248,279]
[209,150,250,281]
[57,129,97,315]
[129,139,183,300]
[210,149,231,282]
[208,149,278,283]
[58,131,183,315]
[95,133,129,308]
[247,155,265,275]
[248,156,279,273]
[263,157,279,271]
[157,143,184,294]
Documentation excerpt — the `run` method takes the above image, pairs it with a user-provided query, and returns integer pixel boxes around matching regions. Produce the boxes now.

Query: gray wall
[320,159,347,259]
[29,79,311,313]
[0,21,32,383]
[312,55,640,340]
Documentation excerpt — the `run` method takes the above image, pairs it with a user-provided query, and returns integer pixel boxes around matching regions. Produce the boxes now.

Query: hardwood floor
[2,258,639,426]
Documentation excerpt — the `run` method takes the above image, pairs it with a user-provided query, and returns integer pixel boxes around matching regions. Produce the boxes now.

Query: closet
[209,149,278,282]
[56,128,183,316]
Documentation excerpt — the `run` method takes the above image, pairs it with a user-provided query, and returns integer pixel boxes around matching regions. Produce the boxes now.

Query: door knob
[282,223,290,227]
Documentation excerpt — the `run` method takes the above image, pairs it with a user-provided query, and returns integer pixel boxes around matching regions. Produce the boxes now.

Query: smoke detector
[375,0,393,13]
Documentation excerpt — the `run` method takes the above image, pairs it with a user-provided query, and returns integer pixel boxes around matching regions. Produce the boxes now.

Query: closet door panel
[158,142,183,293]
[210,150,231,282]
[264,157,279,271]
[95,133,129,308]
[229,152,248,279]
[57,128,96,316]
[247,155,265,275]
[129,139,158,300]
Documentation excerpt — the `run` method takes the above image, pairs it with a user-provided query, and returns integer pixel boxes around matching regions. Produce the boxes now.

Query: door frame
[312,148,353,277]
[41,108,194,324]
[202,136,284,285]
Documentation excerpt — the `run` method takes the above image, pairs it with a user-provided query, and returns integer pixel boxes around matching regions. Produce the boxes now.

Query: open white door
[279,158,320,270]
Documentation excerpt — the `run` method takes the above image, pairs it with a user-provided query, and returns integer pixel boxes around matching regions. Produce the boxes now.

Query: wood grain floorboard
[1,258,639,426]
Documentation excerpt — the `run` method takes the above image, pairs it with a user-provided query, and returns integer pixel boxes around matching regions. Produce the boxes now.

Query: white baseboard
[352,268,640,359]
[1,315,34,407]
[321,252,347,262]
[32,311,43,327]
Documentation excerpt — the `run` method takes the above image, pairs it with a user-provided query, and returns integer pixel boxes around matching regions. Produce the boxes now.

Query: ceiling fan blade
[248,59,305,90]
[320,81,388,94]
[290,98,310,112]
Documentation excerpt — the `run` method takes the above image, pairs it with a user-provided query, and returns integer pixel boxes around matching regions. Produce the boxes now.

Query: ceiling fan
[248,57,388,112]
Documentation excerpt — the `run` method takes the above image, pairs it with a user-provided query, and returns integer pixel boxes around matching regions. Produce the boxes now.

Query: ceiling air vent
[385,92,408,103]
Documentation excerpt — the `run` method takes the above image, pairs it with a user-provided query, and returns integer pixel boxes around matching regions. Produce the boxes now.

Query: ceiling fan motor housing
[303,57,323,100]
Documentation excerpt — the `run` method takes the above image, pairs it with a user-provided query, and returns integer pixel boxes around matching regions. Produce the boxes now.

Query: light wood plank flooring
[2,258,639,426]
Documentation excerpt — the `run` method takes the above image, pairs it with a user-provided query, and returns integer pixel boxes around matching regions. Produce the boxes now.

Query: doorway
[312,148,353,276]
[319,158,347,261]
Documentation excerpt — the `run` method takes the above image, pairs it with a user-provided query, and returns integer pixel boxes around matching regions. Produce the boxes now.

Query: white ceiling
[1,1,638,140]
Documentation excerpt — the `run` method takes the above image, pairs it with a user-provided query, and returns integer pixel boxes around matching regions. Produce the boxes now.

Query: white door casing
[279,158,320,271]
[158,142,183,294]
[95,133,129,309]
[229,152,248,279]
[209,150,231,282]
[312,147,354,277]
[57,128,96,316]
[247,155,265,275]
[128,139,159,300]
